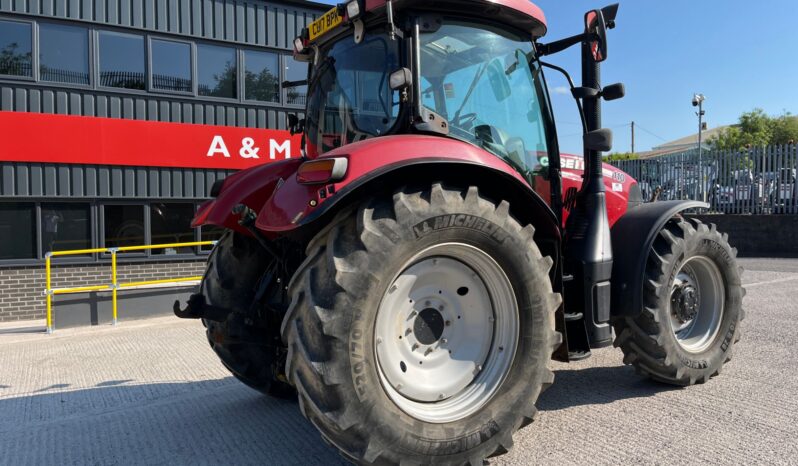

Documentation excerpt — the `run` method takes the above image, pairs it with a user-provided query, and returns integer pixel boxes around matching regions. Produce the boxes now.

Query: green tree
[710,109,798,150]
[604,152,639,161]
[0,43,32,76]
[771,113,798,145]
[244,69,280,102]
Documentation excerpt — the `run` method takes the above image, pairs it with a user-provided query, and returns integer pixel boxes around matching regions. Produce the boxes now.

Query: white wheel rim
[669,255,725,353]
[374,243,519,424]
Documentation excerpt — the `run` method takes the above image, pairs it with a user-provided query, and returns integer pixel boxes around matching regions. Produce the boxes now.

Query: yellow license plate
[309,7,343,41]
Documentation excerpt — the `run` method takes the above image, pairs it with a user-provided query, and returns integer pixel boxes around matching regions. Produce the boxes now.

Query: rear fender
[254,135,558,238]
[192,158,303,237]
[610,200,709,318]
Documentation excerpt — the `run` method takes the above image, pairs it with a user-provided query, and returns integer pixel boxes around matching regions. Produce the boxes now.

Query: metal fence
[44,241,216,334]
[610,145,798,215]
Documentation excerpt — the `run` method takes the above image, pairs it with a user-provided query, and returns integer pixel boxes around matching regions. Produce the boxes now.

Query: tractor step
[564,312,583,322]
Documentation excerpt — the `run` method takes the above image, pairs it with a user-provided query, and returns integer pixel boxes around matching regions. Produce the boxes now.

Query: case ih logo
[0,111,301,170]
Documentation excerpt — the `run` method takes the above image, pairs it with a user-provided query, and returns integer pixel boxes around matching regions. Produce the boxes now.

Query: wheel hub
[413,308,446,345]
[672,284,699,323]
[374,243,519,424]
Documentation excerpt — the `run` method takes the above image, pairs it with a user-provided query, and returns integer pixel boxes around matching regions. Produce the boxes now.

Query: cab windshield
[305,33,401,156]
[419,20,552,179]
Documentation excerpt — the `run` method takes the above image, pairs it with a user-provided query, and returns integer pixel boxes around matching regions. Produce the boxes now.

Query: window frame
[148,35,196,97]
[0,15,308,109]
[0,198,215,267]
[0,201,39,262]
[149,201,199,255]
[99,202,149,258]
[95,28,147,93]
[37,20,93,89]
[195,40,240,103]
[40,201,96,261]
[241,46,282,105]
[0,17,35,82]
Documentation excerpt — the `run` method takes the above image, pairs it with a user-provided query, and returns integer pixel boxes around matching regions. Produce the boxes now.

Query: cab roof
[361,0,547,37]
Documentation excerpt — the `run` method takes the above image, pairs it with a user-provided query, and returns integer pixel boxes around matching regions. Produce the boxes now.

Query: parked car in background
[768,168,797,213]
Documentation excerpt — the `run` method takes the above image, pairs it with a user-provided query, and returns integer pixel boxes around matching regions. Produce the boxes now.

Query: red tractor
[176,2,744,464]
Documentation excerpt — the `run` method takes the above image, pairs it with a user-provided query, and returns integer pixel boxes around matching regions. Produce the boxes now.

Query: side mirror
[584,9,608,62]
[486,59,512,102]
[601,83,625,101]
[584,128,613,152]
[584,4,618,63]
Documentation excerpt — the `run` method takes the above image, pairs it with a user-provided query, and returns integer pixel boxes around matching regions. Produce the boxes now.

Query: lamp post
[692,93,706,202]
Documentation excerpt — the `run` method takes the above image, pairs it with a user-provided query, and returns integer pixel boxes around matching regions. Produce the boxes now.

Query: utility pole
[631,121,635,154]
[693,94,706,202]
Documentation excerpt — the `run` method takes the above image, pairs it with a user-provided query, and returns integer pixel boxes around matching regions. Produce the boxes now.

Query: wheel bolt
[445,320,451,327]
[438,393,445,400]
[376,338,383,344]
[424,347,433,356]
[441,338,448,344]
[411,343,419,351]
[438,305,445,311]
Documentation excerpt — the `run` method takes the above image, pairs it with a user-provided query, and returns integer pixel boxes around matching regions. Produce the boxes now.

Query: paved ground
[1,258,797,466]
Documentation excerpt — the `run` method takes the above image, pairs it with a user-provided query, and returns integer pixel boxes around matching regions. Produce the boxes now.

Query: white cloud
[553,86,570,96]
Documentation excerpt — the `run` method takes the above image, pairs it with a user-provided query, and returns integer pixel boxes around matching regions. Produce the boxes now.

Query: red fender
[253,135,535,233]
[192,158,303,236]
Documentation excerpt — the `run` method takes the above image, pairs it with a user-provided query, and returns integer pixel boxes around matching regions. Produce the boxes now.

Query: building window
[197,44,236,99]
[103,205,145,250]
[0,203,36,260]
[39,23,90,85]
[99,31,145,90]
[42,203,91,254]
[151,39,192,93]
[244,50,279,102]
[0,20,32,77]
[283,55,308,106]
[150,203,195,254]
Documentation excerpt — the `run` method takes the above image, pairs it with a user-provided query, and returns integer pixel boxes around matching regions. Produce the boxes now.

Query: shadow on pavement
[538,364,680,412]
[0,365,679,464]
[0,378,347,466]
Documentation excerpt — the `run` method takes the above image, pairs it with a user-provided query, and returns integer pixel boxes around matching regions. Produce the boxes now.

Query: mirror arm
[539,61,588,136]
[537,32,597,57]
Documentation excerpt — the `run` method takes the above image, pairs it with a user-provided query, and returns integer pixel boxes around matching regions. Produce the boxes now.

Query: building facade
[0,0,327,322]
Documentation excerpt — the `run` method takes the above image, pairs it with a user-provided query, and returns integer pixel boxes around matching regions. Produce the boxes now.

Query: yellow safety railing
[44,241,217,334]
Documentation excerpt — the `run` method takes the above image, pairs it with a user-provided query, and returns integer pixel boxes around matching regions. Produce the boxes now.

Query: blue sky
[313,0,798,154]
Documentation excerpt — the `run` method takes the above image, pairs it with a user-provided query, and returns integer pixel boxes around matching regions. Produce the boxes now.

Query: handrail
[44,241,217,334]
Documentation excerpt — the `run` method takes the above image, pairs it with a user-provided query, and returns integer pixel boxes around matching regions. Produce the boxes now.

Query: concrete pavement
[1,258,797,465]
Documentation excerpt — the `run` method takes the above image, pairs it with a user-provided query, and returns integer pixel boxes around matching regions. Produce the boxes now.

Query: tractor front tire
[202,231,294,398]
[282,184,561,465]
[613,218,744,385]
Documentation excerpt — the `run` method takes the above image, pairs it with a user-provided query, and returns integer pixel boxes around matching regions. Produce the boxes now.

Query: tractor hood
[560,154,639,227]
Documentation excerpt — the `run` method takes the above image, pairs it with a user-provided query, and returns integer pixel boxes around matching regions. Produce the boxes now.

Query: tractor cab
[300,12,554,190]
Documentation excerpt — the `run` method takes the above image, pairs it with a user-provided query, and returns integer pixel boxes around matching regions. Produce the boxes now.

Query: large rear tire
[282,184,561,465]
[613,218,744,385]
[202,231,294,397]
